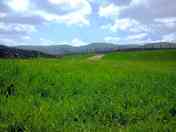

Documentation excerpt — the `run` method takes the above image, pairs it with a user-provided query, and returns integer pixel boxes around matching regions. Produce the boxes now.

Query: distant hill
[142,42,176,49]
[16,45,75,55]
[16,43,141,55]
[0,45,55,58]
[7,42,176,56]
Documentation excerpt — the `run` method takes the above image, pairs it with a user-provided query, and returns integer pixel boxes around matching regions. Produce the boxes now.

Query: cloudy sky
[0,0,176,46]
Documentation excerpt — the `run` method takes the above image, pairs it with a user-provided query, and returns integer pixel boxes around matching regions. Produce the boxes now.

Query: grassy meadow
[0,50,176,131]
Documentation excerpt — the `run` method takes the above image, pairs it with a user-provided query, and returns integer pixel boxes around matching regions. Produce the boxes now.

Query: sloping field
[0,50,176,131]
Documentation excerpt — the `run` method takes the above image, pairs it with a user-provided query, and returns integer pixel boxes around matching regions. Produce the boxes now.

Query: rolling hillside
[0,45,56,58]
[0,50,176,131]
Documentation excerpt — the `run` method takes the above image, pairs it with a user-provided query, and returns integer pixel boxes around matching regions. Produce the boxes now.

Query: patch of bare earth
[88,54,104,61]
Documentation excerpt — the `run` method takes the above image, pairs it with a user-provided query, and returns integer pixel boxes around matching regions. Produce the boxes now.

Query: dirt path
[88,54,104,61]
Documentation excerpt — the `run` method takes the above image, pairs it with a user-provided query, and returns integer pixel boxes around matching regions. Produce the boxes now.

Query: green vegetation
[0,50,176,131]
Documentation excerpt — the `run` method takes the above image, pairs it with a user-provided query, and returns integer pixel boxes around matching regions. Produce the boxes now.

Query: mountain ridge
[0,45,56,58]
[1,42,176,57]
[15,42,176,55]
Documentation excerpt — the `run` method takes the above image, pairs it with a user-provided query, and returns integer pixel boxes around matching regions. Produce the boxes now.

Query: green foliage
[0,50,176,131]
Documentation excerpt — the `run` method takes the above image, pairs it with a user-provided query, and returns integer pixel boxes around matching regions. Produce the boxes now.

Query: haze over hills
[0,42,176,58]
[16,43,139,55]
[16,42,176,55]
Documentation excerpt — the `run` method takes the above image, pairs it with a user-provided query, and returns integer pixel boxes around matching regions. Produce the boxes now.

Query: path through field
[88,54,104,61]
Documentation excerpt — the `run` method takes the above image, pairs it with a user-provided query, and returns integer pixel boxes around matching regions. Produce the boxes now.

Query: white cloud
[0,0,92,46]
[127,33,147,40]
[0,22,36,33]
[7,0,30,12]
[1,0,176,46]
[14,24,36,33]
[104,33,148,44]
[0,13,6,18]
[46,0,92,25]
[104,36,120,43]
[98,3,126,18]
[126,38,155,44]
[161,33,176,42]
[48,0,69,5]
[38,37,54,45]
[34,10,90,26]
[0,37,17,45]
[101,18,151,33]
[22,36,31,40]
[6,0,92,26]
[71,38,87,47]
[154,17,176,28]
[99,0,176,44]
[130,0,148,7]
[48,0,83,8]
[98,0,149,19]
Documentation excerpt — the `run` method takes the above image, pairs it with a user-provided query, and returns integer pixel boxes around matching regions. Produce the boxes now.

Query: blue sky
[0,0,176,46]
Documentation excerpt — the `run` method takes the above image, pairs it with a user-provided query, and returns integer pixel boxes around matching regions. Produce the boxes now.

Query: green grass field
[0,50,176,131]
